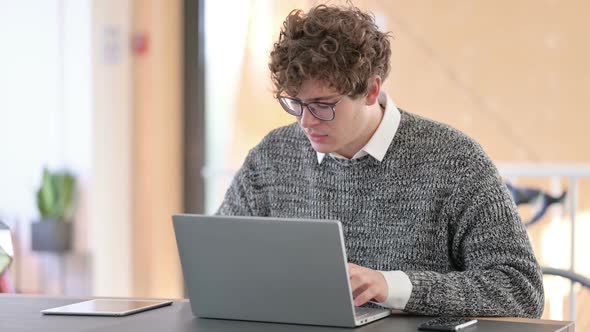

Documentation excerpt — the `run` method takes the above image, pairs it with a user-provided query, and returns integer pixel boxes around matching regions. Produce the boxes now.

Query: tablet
[41,299,173,316]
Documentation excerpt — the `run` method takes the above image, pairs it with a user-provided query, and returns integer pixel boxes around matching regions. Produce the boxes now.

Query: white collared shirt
[316,91,400,163]
[316,92,412,310]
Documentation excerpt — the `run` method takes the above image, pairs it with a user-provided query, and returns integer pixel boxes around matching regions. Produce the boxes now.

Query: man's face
[295,80,371,158]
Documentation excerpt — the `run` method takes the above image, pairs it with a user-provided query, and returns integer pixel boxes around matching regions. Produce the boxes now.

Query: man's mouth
[307,132,328,142]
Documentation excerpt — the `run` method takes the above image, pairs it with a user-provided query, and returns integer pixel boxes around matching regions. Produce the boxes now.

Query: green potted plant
[31,168,77,252]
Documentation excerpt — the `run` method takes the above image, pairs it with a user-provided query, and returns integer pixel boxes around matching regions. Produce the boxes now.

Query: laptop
[172,214,391,327]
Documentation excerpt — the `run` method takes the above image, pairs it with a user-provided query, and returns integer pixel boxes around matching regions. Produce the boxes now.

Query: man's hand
[347,263,388,306]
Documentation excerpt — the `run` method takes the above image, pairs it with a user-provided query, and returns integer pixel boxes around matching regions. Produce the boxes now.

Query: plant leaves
[36,168,76,222]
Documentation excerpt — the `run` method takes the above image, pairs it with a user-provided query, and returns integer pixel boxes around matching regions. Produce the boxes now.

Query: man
[217,4,544,318]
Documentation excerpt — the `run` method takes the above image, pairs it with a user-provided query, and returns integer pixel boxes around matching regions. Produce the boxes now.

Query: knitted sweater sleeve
[403,153,544,318]
[215,152,258,216]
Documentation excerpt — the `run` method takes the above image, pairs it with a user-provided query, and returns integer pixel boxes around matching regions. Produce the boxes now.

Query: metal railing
[499,163,590,321]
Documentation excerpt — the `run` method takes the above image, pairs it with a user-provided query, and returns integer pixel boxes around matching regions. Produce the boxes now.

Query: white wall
[0,1,62,218]
[90,0,133,297]
[0,0,133,297]
[0,0,93,293]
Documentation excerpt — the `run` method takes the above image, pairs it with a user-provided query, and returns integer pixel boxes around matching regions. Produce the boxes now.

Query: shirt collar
[316,92,401,163]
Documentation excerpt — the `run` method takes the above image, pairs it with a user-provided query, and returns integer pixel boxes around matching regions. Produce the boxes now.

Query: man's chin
[309,142,334,154]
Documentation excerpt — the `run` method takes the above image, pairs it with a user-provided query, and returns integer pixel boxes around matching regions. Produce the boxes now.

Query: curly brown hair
[269,4,391,99]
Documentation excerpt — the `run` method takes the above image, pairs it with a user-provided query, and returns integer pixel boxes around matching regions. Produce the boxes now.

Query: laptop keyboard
[354,307,374,319]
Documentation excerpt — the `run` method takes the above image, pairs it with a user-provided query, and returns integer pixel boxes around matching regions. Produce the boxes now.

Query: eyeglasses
[278,96,343,121]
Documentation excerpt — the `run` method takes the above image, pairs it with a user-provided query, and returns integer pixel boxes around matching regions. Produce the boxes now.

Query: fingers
[347,263,388,306]
[348,266,367,293]
[351,282,368,298]
[350,275,375,306]
[354,287,378,307]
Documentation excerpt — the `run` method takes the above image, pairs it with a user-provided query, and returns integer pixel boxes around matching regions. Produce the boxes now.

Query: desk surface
[0,295,574,332]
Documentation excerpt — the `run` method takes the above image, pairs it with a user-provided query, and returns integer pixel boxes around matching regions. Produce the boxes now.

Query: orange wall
[227,0,590,164]
[132,0,183,298]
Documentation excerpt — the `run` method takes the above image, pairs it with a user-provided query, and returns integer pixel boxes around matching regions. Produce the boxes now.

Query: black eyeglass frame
[278,96,344,121]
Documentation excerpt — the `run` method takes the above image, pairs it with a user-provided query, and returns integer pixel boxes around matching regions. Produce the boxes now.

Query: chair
[505,182,567,226]
[506,184,590,322]
[542,267,590,289]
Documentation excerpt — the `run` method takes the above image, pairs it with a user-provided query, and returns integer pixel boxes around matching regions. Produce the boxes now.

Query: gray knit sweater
[217,110,544,318]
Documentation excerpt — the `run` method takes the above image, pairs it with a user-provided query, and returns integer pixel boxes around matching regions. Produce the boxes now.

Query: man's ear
[365,75,382,106]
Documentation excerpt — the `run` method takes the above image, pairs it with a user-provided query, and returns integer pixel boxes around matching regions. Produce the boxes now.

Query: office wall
[90,0,184,298]
[89,0,184,299]
[208,0,590,168]
[0,0,183,300]
[379,1,590,163]
[91,0,133,297]
[0,0,93,295]
[131,0,183,299]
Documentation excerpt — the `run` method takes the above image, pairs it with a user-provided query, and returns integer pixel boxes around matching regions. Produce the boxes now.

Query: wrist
[375,270,389,302]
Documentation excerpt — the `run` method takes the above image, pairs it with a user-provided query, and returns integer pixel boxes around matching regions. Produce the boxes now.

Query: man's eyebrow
[305,94,341,102]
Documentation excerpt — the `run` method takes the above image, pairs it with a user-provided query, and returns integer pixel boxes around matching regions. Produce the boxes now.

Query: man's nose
[300,106,321,127]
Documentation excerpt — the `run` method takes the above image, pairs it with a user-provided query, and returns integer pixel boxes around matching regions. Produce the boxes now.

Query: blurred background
[0,0,588,329]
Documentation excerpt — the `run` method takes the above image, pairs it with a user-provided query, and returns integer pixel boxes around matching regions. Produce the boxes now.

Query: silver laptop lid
[172,214,358,327]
